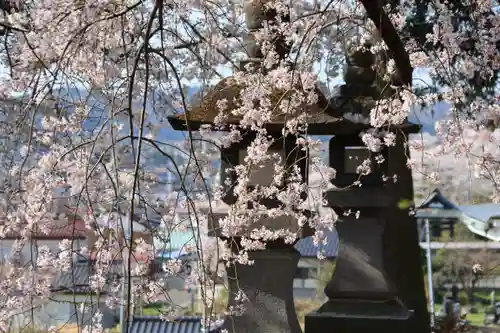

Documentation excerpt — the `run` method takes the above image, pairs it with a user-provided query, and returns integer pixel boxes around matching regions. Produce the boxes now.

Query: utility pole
[425,218,435,327]
[120,226,131,333]
[191,286,195,314]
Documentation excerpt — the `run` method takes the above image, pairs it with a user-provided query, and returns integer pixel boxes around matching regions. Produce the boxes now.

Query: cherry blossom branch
[359,0,412,85]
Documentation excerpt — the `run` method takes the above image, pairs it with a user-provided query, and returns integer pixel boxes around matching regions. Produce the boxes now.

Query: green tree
[431,224,500,305]
[316,260,336,295]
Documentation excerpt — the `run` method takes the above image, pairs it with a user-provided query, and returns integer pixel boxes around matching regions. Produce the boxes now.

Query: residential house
[4,209,165,330]
[416,188,500,242]
[416,189,500,291]
[0,211,87,266]
[3,212,90,329]
[9,263,118,330]
[10,257,167,330]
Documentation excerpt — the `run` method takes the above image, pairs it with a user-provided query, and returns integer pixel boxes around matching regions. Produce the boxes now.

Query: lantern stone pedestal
[302,18,429,332]
[305,300,412,333]
[304,216,414,333]
[223,247,302,333]
[208,210,311,333]
[305,131,429,333]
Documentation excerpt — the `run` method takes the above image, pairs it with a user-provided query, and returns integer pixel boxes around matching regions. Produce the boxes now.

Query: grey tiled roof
[129,317,220,333]
[52,261,168,294]
[51,263,94,294]
[294,230,338,258]
[51,262,123,294]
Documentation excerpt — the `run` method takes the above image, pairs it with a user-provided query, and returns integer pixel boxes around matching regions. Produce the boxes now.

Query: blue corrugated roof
[294,230,338,258]
[129,317,220,333]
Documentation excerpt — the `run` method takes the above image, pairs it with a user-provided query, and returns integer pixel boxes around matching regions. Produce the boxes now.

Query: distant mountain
[408,101,450,135]
[53,86,446,172]
[53,86,200,141]
[150,85,447,139]
[41,79,449,148]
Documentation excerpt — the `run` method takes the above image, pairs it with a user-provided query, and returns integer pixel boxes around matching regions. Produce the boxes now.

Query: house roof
[415,188,500,241]
[129,317,220,333]
[418,189,458,210]
[458,204,500,223]
[0,218,87,240]
[52,261,159,294]
[416,188,500,222]
[51,263,98,294]
[294,230,338,258]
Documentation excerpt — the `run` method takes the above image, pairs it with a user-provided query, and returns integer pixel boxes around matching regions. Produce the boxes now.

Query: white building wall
[9,294,115,330]
[0,238,86,265]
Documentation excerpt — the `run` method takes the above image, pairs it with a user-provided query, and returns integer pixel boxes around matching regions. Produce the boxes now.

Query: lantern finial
[242,0,290,65]
[326,31,400,120]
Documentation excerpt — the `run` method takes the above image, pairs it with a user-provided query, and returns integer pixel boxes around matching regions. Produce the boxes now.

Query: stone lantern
[304,31,430,333]
[165,2,380,333]
[168,1,430,333]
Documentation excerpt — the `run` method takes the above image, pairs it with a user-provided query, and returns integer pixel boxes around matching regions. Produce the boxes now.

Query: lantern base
[220,246,302,333]
[304,299,414,333]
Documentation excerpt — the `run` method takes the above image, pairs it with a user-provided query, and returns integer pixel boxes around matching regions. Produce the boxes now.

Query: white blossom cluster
[0,0,492,331]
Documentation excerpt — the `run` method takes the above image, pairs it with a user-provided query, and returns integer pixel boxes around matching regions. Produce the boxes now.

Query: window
[344,147,371,174]
[431,224,442,238]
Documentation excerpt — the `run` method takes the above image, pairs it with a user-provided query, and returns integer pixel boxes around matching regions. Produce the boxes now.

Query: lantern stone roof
[167,77,420,135]
[168,77,345,135]
[184,77,330,122]
[167,0,420,135]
